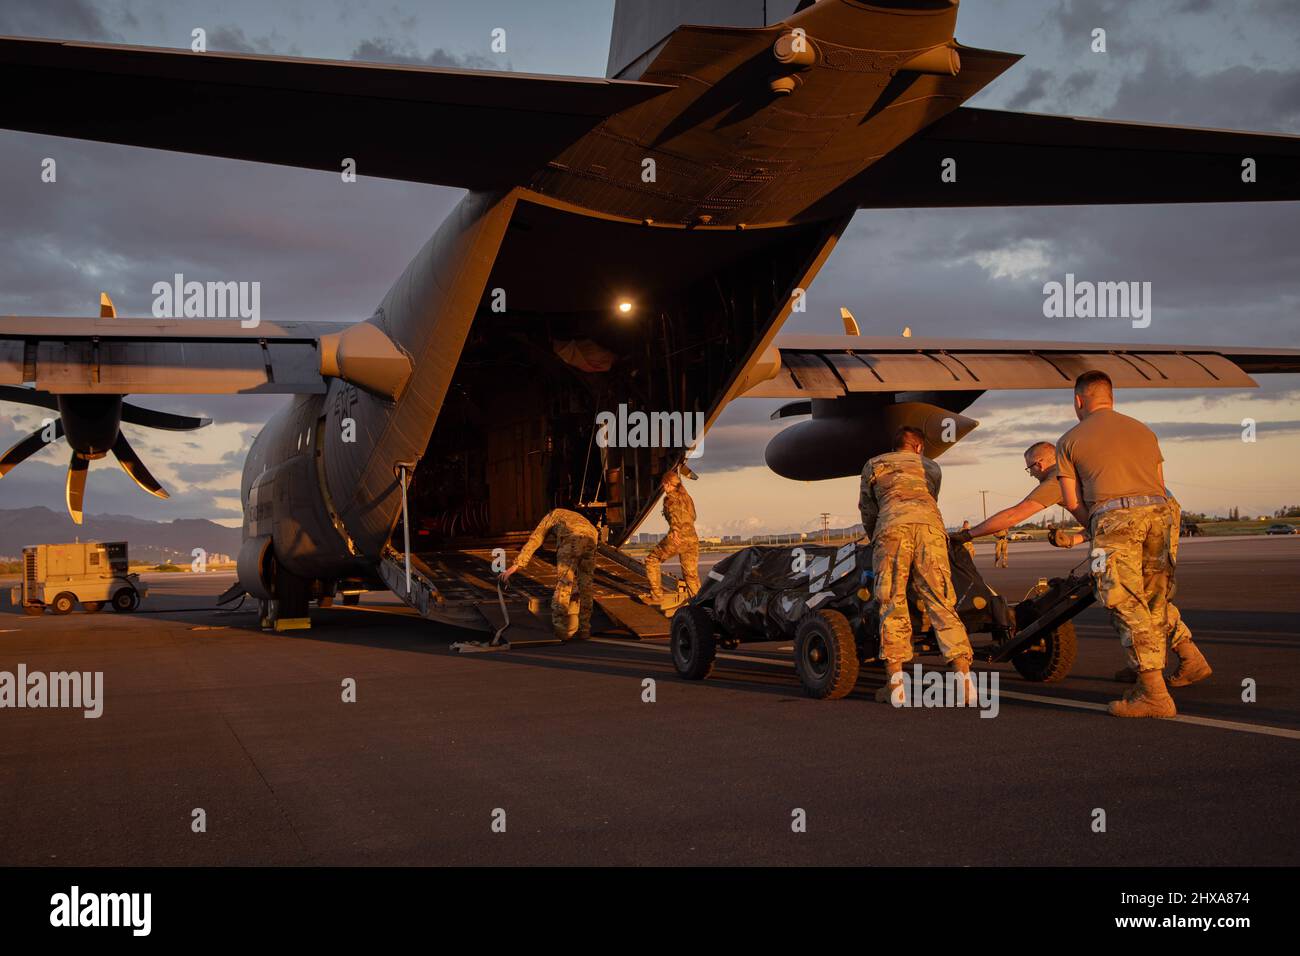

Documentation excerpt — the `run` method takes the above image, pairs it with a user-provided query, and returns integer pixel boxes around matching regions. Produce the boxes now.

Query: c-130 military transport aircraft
[2,0,1298,633]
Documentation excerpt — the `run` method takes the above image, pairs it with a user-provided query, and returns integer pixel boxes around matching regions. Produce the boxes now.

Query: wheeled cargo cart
[669,540,1093,699]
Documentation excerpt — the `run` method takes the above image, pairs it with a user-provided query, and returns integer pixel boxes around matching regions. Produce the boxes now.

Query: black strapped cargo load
[672,538,1090,697]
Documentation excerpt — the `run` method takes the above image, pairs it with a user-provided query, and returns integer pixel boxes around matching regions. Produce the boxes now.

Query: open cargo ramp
[379,537,678,640]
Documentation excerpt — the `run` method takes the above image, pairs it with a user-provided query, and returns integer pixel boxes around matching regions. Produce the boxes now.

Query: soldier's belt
[1090,494,1168,518]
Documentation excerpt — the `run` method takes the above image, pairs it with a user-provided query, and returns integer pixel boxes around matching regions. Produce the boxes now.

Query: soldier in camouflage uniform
[1057,371,1210,718]
[503,507,599,641]
[861,426,975,704]
[993,531,1009,567]
[959,521,977,562]
[639,470,700,608]
[957,439,1202,684]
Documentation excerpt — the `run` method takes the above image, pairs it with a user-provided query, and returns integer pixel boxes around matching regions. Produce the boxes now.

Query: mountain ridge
[0,506,241,563]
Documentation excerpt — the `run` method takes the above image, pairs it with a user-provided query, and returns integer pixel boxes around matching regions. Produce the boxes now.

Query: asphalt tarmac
[1,535,1296,866]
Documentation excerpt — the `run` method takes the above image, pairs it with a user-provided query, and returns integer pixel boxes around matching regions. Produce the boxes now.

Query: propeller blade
[66,453,89,525]
[112,432,170,499]
[0,385,60,411]
[120,403,212,431]
[0,419,65,477]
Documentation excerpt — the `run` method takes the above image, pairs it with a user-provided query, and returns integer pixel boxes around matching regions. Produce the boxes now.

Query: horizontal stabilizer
[820,108,1300,210]
[0,36,672,190]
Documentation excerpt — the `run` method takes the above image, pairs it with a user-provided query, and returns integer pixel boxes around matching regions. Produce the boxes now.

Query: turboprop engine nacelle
[765,396,978,481]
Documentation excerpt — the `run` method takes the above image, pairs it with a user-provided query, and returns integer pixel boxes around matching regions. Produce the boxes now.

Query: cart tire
[111,588,139,613]
[341,594,361,607]
[670,607,717,680]
[23,604,45,616]
[82,602,104,613]
[1012,619,1077,682]
[794,609,860,700]
[51,592,76,615]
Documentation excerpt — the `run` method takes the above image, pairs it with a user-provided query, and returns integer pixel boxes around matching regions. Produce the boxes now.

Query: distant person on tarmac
[503,507,599,642]
[861,426,975,705]
[639,469,700,609]
[1055,371,1211,719]
[994,530,1009,567]
[951,438,1198,684]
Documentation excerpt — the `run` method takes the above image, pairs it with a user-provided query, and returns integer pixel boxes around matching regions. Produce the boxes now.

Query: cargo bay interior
[396,201,834,551]
[385,202,836,632]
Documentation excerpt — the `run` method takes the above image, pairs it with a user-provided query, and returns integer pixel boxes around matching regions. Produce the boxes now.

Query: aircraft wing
[0,313,410,399]
[0,36,672,190]
[820,108,1300,210]
[743,335,1300,400]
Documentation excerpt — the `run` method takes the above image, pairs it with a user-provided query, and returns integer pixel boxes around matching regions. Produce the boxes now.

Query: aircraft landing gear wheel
[83,601,105,613]
[51,592,76,615]
[795,609,860,700]
[111,588,139,613]
[341,594,360,606]
[1012,620,1077,682]
[670,606,717,680]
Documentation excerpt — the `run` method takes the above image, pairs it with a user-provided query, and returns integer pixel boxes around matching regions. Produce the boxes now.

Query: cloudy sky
[1,0,1297,536]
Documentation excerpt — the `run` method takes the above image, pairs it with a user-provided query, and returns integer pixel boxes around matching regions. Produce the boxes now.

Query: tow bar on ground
[450,576,565,653]
[450,576,515,654]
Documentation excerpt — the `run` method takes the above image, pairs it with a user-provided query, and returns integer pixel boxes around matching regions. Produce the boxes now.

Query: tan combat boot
[636,591,664,606]
[874,663,907,705]
[1167,640,1212,687]
[1107,669,1176,718]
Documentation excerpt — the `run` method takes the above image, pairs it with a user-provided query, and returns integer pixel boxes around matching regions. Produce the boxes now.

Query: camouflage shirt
[661,485,698,539]
[859,451,944,538]
[517,508,598,568]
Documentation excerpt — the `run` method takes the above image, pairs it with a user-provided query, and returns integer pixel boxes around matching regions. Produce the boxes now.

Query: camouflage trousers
[1114,499,1192,669]
[552,536,597,639]
[1091,501,1181,672]
[994,539,1008,567]
[872,523,973,665]
[644,532,701,599]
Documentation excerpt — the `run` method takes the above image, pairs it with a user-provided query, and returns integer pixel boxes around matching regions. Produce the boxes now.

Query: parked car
[1265,523,1298,535]
[1009,531,1033,541]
